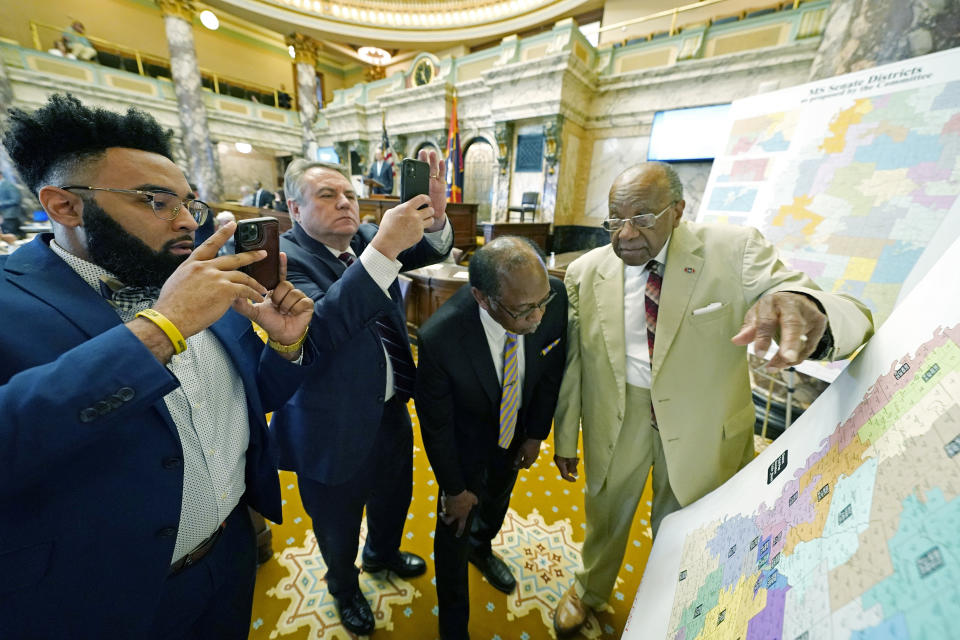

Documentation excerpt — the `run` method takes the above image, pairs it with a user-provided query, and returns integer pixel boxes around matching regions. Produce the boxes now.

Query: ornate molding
[155,0,196,21]
[494,121,512,175]
[285,33,320,67]
[543,113,563,175]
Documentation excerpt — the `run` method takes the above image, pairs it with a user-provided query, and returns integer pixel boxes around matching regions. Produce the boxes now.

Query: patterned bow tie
[98,275,161,318]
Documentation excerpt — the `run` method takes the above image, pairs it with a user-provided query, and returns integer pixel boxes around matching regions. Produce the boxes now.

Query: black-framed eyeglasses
[492,290,556,320]
[60,186,210,225]
[602,201,676,232]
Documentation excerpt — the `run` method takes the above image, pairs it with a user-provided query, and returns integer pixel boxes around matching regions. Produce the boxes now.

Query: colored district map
[666,323,960,640]
[702,80,960,326]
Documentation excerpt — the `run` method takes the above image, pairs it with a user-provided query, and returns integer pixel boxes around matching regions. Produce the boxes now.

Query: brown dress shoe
[553,584,588,636]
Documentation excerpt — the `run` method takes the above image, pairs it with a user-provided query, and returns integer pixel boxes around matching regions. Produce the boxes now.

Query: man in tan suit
[551,162,874,635]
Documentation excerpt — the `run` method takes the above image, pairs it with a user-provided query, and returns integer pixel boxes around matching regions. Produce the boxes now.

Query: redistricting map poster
[696,48,960,379]
[623,231,960,638]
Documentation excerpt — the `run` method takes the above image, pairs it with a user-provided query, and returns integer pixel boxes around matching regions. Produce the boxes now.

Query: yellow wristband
[135,309,187,354]
[268,326,309,354]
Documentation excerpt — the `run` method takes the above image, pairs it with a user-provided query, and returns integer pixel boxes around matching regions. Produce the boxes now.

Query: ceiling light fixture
[357,46,392,66]
[288,44,296,58]
[199,10,219,30]
[235,142,252,153]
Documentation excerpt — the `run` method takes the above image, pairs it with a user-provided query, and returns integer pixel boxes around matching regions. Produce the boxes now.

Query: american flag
[381,112,394,174]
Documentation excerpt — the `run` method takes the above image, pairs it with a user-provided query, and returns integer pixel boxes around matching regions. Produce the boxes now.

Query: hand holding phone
[234,217,280,289]
[400,158,430,209]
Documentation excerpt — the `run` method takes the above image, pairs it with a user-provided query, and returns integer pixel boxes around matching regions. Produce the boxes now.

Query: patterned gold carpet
[248,401,657,640]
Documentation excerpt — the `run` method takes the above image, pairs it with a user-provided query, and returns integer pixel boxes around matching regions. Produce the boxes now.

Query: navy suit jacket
[0,235,310,638]
[367,161,393,195]
[272,222,449,485]
[415,277,567,496]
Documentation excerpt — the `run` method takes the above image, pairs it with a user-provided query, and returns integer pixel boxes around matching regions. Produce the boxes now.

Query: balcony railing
[29,20,287,109]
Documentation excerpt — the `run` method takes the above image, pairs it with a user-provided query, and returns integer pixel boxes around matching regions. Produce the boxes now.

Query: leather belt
[168,521,226,576]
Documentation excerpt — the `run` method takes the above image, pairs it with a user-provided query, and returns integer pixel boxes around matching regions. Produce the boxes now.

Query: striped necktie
[338,252,416,402]
[498,331,519,449]
[645,260,663,430]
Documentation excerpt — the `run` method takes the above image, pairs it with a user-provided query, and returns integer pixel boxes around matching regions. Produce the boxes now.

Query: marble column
[540,114,564,224]
[809,0,960,81]
[156,0,222,201]
[0,56,39,211]
[334,141,350,168]
[286,33,320,161]
[493,122,513,221]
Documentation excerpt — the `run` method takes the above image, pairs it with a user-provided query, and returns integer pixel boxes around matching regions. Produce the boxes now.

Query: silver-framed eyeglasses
[60,186,211,225]
[493,290,557,320]
[602,202,676,232]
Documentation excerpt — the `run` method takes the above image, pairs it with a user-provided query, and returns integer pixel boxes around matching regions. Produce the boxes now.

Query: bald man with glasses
[416,236,567,640]
[551,162,873,635]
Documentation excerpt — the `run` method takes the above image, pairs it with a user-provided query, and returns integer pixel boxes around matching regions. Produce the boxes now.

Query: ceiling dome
[205,0,601,47]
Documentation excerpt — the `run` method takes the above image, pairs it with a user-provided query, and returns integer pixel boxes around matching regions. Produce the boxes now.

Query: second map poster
[696,47,960,345]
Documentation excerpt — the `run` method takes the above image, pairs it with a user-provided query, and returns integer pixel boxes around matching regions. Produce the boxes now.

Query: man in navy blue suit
[366,148,394,195]
[0,95,315,639]
[272,153,451,635]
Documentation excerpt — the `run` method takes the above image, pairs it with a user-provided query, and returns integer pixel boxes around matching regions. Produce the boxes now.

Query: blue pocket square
[540,337,561,356]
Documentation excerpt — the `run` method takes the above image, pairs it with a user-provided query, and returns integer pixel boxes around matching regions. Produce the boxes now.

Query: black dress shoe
[468,551,516,594]
[333,589,375,636]
[361,551,427,578]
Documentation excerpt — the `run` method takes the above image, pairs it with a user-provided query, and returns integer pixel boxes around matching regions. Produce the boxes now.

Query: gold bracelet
[268,326,309,354]
[135,309,187,354]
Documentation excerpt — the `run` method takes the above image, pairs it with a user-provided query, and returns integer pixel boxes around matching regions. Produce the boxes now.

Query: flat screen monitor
[316,146,339,163]
[647,103,732,162]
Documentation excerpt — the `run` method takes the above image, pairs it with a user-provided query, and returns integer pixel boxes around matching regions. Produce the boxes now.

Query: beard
[82,198,190,287]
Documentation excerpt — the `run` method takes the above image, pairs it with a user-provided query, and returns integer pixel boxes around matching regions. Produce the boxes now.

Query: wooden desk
[401,263,470,333]
[358,198,478,252]
[481,222,551,252]
[211,203,293,233]
[547,250,589,280]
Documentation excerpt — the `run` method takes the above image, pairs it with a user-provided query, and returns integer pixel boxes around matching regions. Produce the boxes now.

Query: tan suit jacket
[553,221,873,506]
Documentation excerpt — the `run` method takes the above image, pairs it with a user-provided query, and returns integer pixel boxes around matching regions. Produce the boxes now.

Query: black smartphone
[234,216,280,290]
[400,158,430,209]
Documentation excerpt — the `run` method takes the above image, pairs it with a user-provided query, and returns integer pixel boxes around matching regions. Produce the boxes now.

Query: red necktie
[645,260,663,429]
[338,252,416,401]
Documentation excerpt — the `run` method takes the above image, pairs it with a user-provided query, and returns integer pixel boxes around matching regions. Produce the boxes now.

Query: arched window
[463,137,496,222]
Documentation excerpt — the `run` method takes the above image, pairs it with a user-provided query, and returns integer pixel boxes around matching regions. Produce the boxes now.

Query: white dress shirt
[624,236,671,389]
[51,241,249,563]
[325,218,454,400]
[478,306,526,404]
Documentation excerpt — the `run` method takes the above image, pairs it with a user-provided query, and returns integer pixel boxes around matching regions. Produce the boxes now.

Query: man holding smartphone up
[0,95,316,639]
[272,151,452,635]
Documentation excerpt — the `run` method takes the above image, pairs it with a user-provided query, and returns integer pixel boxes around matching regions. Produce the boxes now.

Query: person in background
[366,148,393,195]
[253,181,274,209]
[274,182,289,213]
[550,161,874,636]
[240,185,254,207]
[62,21,97,62]
[270,153,452,636]
[416,236,567,640]
[277,84,293,110]
[0,94,316,639]
[0,173,24,239]
[48,37,76,59]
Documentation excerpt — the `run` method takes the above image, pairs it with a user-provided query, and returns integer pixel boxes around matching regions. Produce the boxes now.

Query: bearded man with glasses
[551,162,874,636]
[0,95,316,639]
[415,236,567,640]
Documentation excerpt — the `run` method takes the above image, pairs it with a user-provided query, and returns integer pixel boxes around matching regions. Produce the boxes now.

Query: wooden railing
[29,20,285,108]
